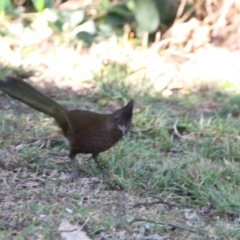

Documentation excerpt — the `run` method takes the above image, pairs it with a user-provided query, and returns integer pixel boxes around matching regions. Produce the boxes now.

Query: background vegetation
[1,0,240,239]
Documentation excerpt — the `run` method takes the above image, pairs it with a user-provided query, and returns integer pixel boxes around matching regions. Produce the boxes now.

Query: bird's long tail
[0,77,66,127]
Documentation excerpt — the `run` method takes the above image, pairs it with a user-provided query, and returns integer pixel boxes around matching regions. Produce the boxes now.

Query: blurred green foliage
[0,0,12,15]
[135,0,160,37]
[32,0,54,12]
[0,0,184,44]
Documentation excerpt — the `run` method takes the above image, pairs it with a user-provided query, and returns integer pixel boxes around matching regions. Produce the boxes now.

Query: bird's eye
[115,116,119,121]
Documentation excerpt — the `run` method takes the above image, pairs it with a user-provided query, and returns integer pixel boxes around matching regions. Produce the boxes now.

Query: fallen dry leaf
[58,220,91,240]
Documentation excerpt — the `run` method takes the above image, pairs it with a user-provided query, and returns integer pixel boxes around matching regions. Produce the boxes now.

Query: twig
[212,0,235,37]
[130,128,153,134]
[25,138,63,143]
[3,178,10,188]
[48,152,67,157]
[175,0,187,20]
[130,218,205,236]
[133,199,179,208]
[180,0,206,23]
[59,228,78,233]
[173,118,183,138]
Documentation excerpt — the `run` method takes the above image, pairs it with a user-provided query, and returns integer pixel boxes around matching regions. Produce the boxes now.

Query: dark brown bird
[0,77,134,178]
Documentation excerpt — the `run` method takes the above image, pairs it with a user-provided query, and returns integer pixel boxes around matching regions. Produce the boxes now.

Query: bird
[0,76,134,178]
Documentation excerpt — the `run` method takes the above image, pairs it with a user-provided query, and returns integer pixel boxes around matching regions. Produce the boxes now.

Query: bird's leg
[92,153,103,171]
[69,151,79,180]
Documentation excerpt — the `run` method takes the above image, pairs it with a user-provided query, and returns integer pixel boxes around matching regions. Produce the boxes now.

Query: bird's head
[110,99,134,135]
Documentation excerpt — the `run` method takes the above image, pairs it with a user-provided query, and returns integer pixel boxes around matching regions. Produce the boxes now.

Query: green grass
[1,65,240,239]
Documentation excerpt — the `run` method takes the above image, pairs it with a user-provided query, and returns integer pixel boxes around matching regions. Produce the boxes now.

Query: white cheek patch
[118,125,128,134]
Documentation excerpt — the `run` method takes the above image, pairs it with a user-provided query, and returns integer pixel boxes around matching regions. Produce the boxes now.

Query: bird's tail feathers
[0,77,66,126]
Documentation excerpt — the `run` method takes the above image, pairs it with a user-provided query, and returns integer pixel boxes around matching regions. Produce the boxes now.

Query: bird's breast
[67,127,123,154]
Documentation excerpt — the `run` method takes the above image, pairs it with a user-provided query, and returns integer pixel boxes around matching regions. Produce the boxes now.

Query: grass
[1,64,240,239]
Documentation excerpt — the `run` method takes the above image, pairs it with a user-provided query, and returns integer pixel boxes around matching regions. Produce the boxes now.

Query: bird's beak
[118,125,128,135]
